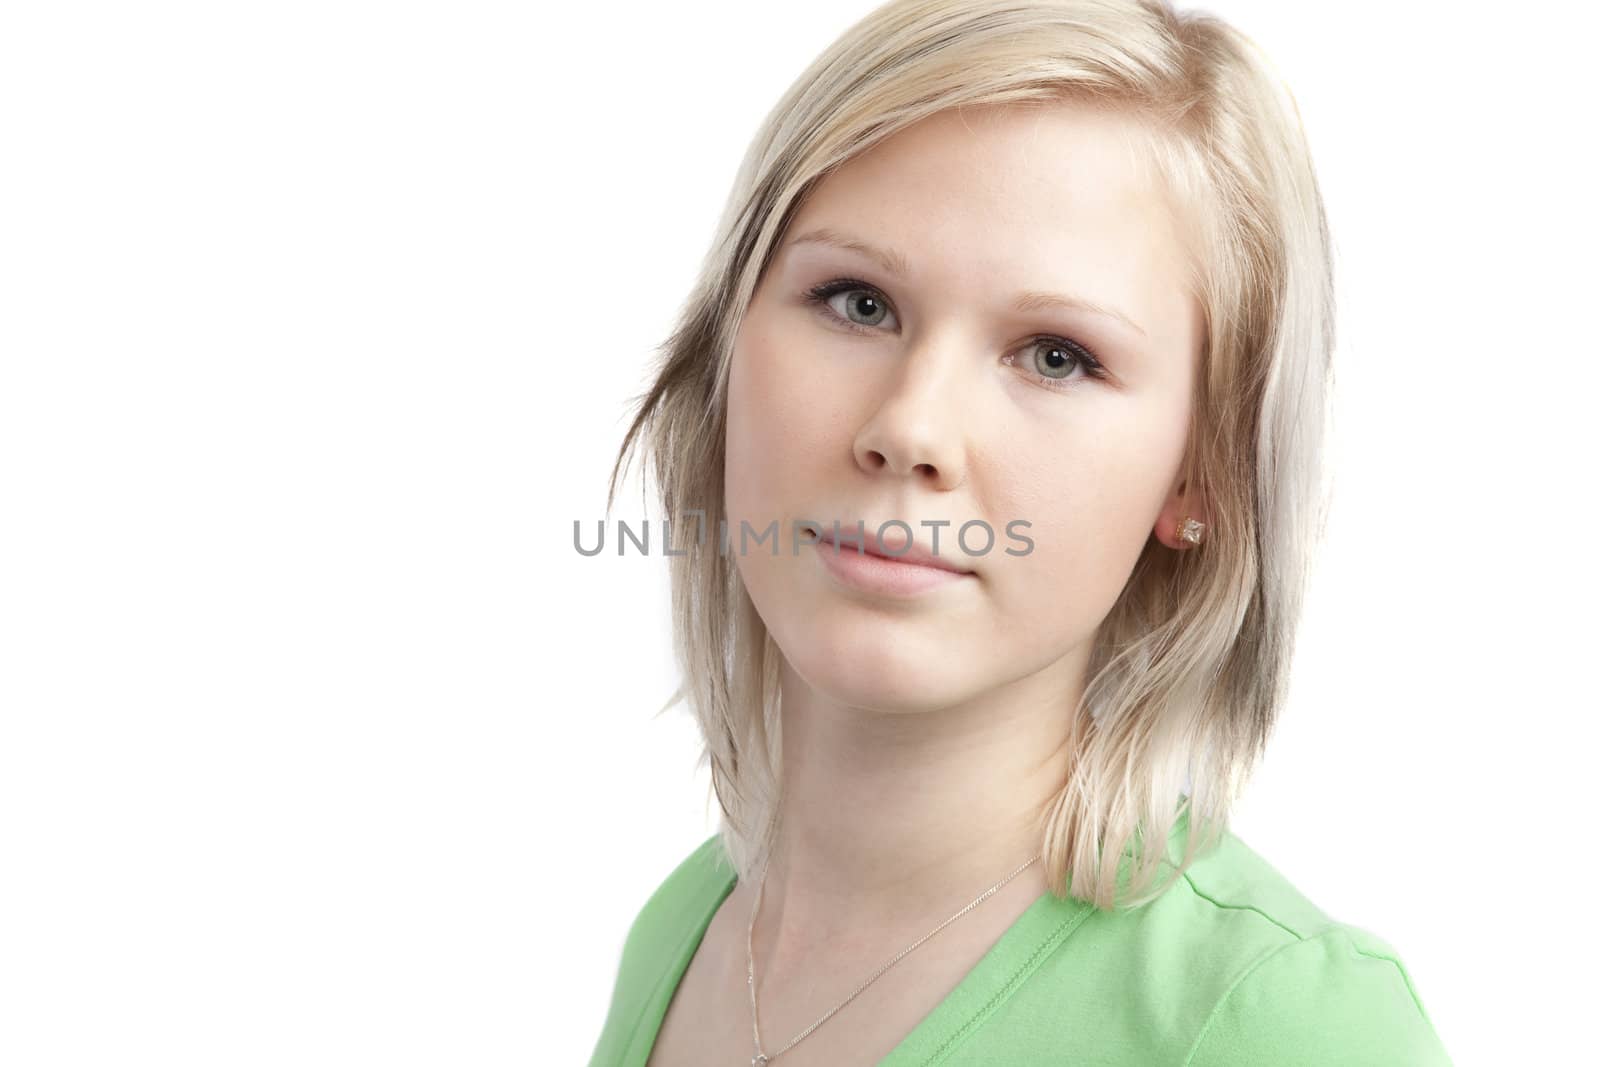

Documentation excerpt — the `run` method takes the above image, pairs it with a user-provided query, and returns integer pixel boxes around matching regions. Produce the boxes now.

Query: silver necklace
[744,849,1043,1066]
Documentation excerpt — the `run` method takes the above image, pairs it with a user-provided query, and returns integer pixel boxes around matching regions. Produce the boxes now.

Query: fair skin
[648,100,1208,1066]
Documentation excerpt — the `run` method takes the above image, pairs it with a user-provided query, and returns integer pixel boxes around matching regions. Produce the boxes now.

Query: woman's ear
[1153,477,1210,551]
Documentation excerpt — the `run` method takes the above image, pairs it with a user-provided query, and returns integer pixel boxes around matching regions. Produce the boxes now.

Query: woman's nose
[850,342,971,491]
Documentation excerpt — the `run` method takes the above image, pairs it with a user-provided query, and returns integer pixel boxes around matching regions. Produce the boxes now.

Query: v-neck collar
[623,843,1097,1066]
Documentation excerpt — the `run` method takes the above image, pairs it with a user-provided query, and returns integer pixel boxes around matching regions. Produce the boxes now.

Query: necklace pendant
[752,1054,770,1066]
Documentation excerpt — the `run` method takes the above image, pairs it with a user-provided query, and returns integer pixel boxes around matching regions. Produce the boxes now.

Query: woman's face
[724,102,1205,712]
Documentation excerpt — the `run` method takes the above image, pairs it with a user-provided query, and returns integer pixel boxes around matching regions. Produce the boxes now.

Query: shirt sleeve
[1184,925,1452,1066]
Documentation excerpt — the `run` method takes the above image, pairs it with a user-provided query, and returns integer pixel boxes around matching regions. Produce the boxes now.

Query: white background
[2,1,1595,1064]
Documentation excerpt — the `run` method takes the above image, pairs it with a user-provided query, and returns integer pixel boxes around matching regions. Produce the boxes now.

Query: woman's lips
[810,531,977,598]
[810,524,976,573]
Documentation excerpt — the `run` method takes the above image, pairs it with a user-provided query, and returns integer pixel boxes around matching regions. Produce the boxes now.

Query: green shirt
[588,816,1452,1065]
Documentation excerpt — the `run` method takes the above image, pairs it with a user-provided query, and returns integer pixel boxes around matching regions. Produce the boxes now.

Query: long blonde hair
[606,0,1335,910]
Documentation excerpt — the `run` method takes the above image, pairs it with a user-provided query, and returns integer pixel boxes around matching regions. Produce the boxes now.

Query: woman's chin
[778,632,983,714]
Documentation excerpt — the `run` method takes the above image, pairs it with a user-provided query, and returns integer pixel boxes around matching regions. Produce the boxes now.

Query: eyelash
[801,277,1110,390]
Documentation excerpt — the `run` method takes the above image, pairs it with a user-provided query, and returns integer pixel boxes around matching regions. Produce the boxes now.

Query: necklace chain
[744,849,1042,1066]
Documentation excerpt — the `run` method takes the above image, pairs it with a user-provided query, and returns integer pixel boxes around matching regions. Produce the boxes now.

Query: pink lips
[810,527,976,598]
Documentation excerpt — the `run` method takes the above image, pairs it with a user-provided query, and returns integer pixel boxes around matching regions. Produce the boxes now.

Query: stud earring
[1177,516,1206,546]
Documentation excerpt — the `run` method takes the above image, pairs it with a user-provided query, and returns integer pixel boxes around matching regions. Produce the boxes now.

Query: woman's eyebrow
[787,226,914,278]
[784,226,1148,339]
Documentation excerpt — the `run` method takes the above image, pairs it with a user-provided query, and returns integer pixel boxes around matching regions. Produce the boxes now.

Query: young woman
[589,1,1451,1063]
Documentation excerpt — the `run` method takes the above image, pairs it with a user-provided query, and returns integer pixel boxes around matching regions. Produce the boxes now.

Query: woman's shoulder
[1159,826,1453,1064]
[588,834,732,1066]
[616,832,732,971]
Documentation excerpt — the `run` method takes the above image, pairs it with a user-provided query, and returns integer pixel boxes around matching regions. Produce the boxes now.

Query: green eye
[803,277,1111,393]
[838,290,889,326]
[804,279,897,332]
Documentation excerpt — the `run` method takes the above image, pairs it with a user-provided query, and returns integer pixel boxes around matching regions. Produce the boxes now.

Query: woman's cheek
[996,528,1115,640]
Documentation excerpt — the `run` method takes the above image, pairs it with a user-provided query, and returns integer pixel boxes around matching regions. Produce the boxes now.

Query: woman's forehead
[790,104,1185,269]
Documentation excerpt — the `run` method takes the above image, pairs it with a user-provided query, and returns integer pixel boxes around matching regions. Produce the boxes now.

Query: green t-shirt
[588,815,1451,1065]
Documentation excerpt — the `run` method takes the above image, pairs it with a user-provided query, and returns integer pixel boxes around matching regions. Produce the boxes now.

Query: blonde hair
[606,0,1335,910]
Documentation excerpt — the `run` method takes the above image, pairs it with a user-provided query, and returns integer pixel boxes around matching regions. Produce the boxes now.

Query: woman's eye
[804,280,898,332]
[1008,339,1111,389]
[803,278,1109,390]
[833,289,892,328]
[1031,341,1089,380]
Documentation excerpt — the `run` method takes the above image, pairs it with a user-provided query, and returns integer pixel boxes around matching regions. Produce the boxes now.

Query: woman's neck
[752,653,1087,963]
